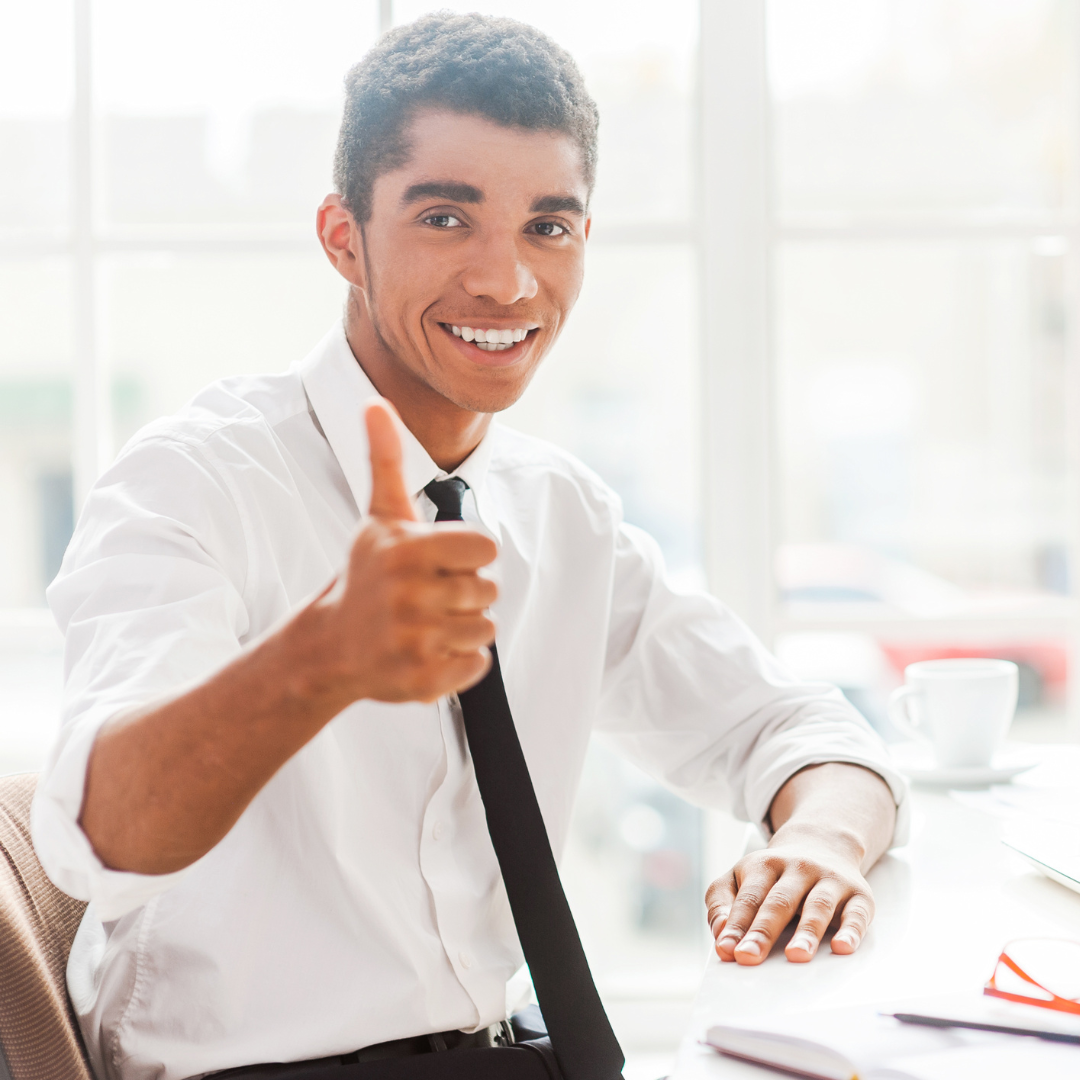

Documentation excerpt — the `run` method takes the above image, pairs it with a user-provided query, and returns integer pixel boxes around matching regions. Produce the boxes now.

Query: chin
[432,367,537,415]
[445,385,529,415]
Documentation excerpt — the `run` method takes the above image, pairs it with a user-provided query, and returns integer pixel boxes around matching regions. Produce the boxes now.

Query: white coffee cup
[887,658,1019,768]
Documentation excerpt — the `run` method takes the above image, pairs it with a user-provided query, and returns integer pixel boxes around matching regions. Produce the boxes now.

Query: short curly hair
[333,11,599,221]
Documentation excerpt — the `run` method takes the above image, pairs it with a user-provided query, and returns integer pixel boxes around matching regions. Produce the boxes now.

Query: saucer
[890,741,1038,787]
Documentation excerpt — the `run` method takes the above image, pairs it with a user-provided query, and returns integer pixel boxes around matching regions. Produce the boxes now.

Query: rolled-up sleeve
[597,523,909,846]
[31,432,251,920]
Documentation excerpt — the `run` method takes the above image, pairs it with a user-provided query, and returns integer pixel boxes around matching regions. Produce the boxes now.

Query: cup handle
[887,685,928,742]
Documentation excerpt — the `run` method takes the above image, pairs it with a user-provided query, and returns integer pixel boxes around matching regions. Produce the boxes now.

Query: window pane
[392,0,699,227]
[777,238,1069,596]
[0,0,73,235]
[93,0,379,227]
[0,617,65,774]
[769,0,1080,218]
[102,253,347,445]
[0,258,73,608]
[775,238,1072,726]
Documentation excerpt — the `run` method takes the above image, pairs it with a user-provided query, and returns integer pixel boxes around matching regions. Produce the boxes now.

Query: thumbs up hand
[365,398,422,523]
[307,399,497,706]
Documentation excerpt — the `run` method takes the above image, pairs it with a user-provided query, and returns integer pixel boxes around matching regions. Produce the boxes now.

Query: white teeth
[448,325,534,346]
[476,341,512,352]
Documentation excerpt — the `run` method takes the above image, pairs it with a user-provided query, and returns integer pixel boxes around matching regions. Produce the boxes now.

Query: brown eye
[533,221,566,237]
[424,214,462,228]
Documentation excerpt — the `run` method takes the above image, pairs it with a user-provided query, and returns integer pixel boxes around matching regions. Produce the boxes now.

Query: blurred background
[3,1,1080,1076]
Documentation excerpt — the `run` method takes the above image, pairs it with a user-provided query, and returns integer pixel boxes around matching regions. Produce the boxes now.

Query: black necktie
[424,478,624,1080]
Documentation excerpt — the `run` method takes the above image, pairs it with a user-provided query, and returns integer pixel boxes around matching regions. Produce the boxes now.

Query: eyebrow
[399,182,586,217]
[530,194,587,216]
[401,181,484,207]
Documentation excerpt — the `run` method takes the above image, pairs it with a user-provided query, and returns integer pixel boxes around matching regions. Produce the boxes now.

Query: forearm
[78,404,497,878]
[80,598,350,876]
[767,761,897,872]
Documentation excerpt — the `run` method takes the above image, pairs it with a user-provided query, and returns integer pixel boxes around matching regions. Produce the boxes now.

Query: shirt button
[459,951,472,970]
[432,820,444,841]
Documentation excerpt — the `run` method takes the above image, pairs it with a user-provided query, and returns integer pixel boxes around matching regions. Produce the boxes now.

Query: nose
[460,233,538,306]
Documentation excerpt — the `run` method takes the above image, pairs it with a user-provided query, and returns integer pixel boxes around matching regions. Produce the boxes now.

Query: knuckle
[803,893,837,916]
[380,543,409,575]
[396,638,424,667]
[418,625,445,657]
[798,911,833,934]
[722,914,752,935]
[760,887,798,913]
[844,896,874,924]
[705,877,736,906]
[388,584,421,621]
[397,622,432,657]
[734,853,767,878]
[733,886,768,910]
[759,852,791,875]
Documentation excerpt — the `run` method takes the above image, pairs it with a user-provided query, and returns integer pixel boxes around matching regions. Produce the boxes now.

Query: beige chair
[0,773,93,1080]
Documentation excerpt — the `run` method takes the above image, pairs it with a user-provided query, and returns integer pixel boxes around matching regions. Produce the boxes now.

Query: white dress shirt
[32,322,907,1080]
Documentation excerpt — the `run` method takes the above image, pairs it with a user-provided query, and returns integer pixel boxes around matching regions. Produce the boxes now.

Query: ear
[584,215,592,242]
[316,194,368,289]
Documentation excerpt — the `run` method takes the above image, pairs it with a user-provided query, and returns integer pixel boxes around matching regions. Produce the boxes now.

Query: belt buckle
[494,1019,516,1047]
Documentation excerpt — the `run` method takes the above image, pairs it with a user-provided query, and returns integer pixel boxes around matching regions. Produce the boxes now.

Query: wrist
[768,819,869,870]
[269,595,367,718]
[767,762,896,873]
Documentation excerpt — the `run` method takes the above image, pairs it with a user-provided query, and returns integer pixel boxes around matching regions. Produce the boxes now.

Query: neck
[344,290,491,473]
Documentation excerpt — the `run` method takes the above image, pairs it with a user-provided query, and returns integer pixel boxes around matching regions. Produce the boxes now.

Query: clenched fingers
[412,647,493,702]
[363,522,498,577]
[432,570,498,613]
[429,612,497,655]
[390,571,497,618]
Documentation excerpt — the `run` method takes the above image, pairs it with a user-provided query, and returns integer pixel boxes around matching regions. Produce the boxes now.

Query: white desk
[673,745,1080,1078]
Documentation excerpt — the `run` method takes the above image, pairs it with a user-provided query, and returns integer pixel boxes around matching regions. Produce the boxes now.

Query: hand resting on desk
[705,761,897,966]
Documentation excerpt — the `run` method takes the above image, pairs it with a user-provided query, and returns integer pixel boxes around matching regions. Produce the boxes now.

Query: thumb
[365,399,419,521]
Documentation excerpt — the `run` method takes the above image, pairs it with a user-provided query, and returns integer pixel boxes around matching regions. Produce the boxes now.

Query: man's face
[354,109,591,414]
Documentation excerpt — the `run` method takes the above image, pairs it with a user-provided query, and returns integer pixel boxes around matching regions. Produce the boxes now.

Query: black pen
[890,1012,1080,1045]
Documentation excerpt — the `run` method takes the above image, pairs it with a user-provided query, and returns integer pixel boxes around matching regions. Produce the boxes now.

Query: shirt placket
[418,693,486,1025]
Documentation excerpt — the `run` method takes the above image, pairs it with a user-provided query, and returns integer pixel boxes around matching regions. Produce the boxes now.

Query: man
[33,12,906,1080]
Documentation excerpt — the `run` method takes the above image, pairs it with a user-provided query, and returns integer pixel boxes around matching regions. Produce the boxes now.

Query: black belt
[209,1022,517,1077]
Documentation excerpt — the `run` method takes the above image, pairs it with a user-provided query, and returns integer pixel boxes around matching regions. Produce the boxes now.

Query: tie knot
[424,477,469,521]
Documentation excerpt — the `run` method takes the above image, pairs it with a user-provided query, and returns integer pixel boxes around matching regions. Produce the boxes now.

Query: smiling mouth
[440,323,536,352]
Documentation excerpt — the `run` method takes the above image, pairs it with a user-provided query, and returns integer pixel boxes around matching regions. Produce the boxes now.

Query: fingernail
[789,934,816,955]
[718,931,741,950]
[834,931,857,949]
[710,910,729,936]
[734,936,761,957]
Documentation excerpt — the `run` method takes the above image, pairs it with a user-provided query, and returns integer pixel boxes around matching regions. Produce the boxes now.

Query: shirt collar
[298,321,500,537]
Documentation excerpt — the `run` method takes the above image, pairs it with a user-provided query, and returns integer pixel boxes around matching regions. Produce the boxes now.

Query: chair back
[0,773,93,1080]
